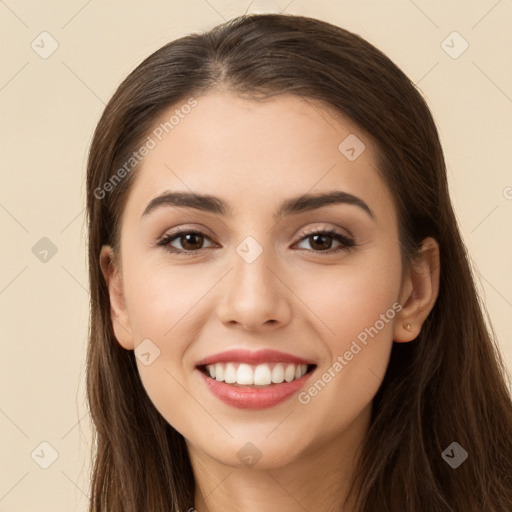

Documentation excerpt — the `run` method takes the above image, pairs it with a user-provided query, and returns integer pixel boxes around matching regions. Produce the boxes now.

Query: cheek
[122,254,212,341]
[292,249,401,411]
[134,356,203,443]
[294,252,402,345]
[122,261,206,434]
[120,256,217,428]
[305,280,398,391]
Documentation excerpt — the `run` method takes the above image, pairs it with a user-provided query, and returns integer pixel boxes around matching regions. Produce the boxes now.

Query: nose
[216,247,292,331]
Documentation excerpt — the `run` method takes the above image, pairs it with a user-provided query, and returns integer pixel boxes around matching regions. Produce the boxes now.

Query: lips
[195,348,317,409]
[195,348,316,367]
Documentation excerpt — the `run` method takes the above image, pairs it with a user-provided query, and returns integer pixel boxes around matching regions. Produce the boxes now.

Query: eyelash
[156,227,356,256]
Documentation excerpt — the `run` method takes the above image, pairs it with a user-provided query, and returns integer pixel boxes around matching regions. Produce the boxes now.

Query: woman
[85,13,512,512]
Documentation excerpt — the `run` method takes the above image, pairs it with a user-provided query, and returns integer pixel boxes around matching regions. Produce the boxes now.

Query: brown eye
[308,233,335,251]
[178,233,205,251]
[295,228,355,254]
[157,230,215,253]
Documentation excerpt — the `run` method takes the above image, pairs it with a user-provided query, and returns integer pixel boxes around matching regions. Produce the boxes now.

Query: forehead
[122,91,394,222]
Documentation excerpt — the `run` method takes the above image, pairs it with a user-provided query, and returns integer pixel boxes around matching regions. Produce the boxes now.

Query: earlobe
[99,245,135,350]
[393,237,440,343]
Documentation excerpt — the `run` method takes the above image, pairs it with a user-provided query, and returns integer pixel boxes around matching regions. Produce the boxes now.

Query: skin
[100,91,440,512]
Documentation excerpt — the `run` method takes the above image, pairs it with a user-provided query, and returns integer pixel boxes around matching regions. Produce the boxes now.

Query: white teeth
[284,364,296,382]
[254,364,272,385]
[224,363,237,384]
[215,363,224,381]
[271,364,285,384]
[236,363,253,385]
[205,362,310,386]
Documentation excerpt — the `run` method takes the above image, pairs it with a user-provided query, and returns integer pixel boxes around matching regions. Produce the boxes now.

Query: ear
[393,237,440,343]
[99,245,135,350]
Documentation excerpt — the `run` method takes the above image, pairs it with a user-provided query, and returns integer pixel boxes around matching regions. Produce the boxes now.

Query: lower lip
[197,367,315,410]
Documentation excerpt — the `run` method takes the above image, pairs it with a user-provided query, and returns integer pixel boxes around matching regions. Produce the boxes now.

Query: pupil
[311,234,330,250]
[183,233,202,250]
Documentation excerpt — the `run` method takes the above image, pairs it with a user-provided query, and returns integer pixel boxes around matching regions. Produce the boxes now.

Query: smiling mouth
[197,362,317,388]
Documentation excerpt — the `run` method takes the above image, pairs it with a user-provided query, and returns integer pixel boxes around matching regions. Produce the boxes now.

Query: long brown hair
[85,13,512,511]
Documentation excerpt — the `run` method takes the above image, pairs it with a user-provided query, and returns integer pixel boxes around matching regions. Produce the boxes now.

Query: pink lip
[195,348,316,367]
[196,366,316,410]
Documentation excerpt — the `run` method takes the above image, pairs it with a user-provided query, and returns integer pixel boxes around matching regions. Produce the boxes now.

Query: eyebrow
[142,190,375,220]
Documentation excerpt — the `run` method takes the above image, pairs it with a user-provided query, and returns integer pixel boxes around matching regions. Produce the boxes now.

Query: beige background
[1,0,511,510]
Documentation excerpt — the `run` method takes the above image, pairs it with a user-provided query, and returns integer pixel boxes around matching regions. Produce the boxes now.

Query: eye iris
[181,233,203,250]
[310,233,332,251]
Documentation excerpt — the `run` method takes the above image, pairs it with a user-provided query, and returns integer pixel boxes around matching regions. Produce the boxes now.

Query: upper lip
[195,349,316,367]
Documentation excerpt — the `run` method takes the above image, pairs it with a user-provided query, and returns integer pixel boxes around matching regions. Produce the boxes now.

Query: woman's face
[103,91,411,469]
